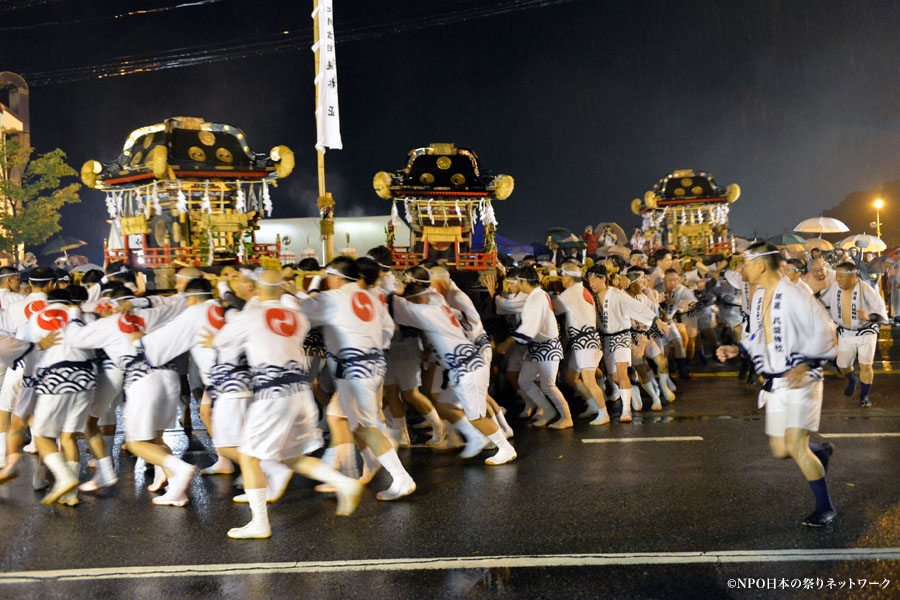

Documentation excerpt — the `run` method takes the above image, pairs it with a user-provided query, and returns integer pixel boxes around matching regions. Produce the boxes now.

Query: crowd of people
[0,235,891,535]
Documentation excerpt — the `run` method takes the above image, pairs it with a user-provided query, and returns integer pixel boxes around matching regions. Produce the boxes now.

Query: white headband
[365,255,393,270]
[743,249,781,261]
[28,277,55,282]
[561,268,582,278]
[175,273,196,280]
[0,272,17,279]
[325,267,358,281]
[258,279,286,287]
[105,267,130,279]
[834,268,857,274]
[115,295,136,302]
[405,274,430,284]
[183,291,213,297]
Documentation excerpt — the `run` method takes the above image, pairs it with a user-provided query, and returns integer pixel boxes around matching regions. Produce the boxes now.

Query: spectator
[582,226,599,255]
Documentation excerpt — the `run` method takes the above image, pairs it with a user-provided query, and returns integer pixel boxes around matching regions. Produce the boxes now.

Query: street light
[873,198,884,239]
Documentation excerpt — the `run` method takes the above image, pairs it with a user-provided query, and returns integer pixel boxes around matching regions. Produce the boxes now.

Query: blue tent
[494,233,532,256]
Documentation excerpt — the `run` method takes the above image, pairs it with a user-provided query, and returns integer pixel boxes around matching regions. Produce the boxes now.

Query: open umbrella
[559,239,587,251]
[42,236,87,256]
[597,244,631,259]
[767,233,807,247]
[544,227,576,244]
[594,222,628,246]
[837,234,886,252]
[782,244,806,258]
[866,256,896,274]
[793,216,849,234]
[804,238,833,251]
[72,263,104,272]
[732,237,755,252]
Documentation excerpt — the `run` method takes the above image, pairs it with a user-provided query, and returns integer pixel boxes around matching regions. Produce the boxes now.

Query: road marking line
[581,436,704,444]
[819,433,900,439]
[2,548,900,583]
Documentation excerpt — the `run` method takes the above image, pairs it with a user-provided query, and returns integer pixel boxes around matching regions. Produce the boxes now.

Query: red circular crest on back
[37,309,68,331]
[25,300,47,319]
[583,288,595,305]
[117,314,145,334]
[351,291,375,322]
[207,305,226,330]
[265,308,298,337]
[441,305,460,328]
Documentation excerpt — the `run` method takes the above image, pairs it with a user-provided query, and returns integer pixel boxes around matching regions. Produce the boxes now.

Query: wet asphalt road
[1,327,900,599]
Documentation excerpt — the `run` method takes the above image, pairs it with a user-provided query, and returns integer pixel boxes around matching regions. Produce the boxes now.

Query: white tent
[256,215,409,264]
[106,215,408,265]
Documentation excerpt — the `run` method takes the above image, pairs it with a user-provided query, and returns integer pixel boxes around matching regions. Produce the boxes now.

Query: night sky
[4,0,900,262]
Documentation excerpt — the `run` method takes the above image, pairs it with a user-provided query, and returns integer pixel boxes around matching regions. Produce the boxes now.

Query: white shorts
[241,391,322,461]
[836,332,877,369]
[91,365,124,422]
[644,339,662,359]
[336,376,383,431]
[430,365,446,395]
[568,348,601,372]
[603,333,633,371]
[506,344,526,372]
[32,391,91,438]
[279,391,324,459]
[0,367,23,413]
[439,365,489,420]
[385,357,422,390]
[763,379,823,437]
[124,370,181,442]
[14,386,36,419]
[211,394,249,448]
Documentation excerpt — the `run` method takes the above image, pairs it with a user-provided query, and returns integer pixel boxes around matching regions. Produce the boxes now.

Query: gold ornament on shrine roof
[436,156,452,170]
[198,130,216,146]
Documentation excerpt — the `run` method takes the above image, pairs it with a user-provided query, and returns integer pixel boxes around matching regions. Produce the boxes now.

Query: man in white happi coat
[717,242,838,527]
[819,261,887,408]
[552,261,608,425]
[204,270,363,538]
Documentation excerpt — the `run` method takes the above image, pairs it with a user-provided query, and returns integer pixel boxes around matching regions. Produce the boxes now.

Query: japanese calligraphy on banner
[312,0,342,152]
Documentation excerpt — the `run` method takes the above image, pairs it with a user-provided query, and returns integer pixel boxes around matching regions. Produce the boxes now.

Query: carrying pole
[313,0,335,262]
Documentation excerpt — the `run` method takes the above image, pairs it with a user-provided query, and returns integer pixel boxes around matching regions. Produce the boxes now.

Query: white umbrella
[804,238,833,251]
[793,216,849,234]
[837,234,886,252]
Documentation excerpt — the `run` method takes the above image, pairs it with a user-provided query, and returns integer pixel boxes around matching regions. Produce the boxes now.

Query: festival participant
[888,262,900,325]
[625,270,670,411]
[495,266,571,428]
[490,268,532,417]
[819,262,888,408]
[640,270,676,402]
[64,286,196,506]
[801,257,831,296]
[203,270,363,538]
[24,288,99,505]
[552,261,608,425]
[429,266,513,437]
[301,257,416,501]
[392,275,516,465]
[0,266,25,308]
[366,249,445,448]
[0,267,56,483]
[716,242,838,527]
[585,265,657,422]
[649,249,674,293]
[662,269,694,380]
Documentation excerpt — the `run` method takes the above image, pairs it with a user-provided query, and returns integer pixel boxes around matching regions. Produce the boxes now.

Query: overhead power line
[22,0,580,86]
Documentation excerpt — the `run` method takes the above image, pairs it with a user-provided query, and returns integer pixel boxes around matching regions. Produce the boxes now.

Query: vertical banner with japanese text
[313,0,342,151]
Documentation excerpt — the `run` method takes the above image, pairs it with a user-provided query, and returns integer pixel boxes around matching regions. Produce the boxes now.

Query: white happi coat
[552,282,600,352]
[819,281,887,335]
[512,287,563,361]
[65,297,186,390]
[0,288,26,311]
[22,303,96,395]
[390,294,484,386]
[212,299,310,400]
[301,283,392,380]
[444,280,489,349]
[740,279,836,382]
[139,299,226,387]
